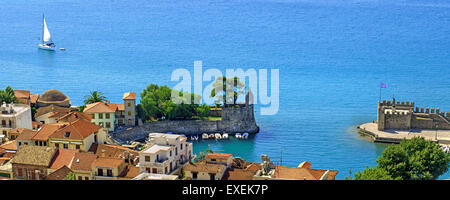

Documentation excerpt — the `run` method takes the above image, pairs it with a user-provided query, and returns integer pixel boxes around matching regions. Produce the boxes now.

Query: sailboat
[38,14,56,51]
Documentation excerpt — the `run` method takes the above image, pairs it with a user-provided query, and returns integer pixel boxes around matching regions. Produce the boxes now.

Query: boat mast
[42,14,44,43]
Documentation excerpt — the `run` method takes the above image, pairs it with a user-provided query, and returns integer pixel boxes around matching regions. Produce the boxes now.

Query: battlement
[378,99,450,131]
[378,100,414,107]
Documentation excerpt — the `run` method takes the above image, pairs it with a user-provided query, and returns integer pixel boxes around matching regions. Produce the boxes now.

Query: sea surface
[1,0,450,179]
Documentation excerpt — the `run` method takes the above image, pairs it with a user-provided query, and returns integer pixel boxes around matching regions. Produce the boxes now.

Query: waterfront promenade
[358,122,450,144]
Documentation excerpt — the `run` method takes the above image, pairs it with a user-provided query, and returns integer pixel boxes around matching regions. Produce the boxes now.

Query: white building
[0,102,32,142]
[138,133,193,175]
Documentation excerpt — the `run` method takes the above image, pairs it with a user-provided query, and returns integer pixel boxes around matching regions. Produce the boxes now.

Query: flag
[380,83,387,88]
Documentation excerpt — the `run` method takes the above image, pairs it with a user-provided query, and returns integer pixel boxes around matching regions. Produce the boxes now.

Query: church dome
[36,89,71,108]
[39,89,69,102]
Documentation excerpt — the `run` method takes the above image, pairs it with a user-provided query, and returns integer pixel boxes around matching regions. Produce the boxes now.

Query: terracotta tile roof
[119,165,140,179]
[184,162,226,174]
[92,157,124,168]
[84,102,115,113]
[223,168,256,180]
[88,144,139,160]
[16,129,37,140]
[123,92,137,100]
[0,158,9,166]
[298,161,312,169]
[46,165,73,180]
[49,149,79,169]
[206,153,233,160]
[272,165,338,180]
[32,121,42,127]
[30,94,39,104]
[14,90,30,99]
[31,124,64,141]
[57,112,93,123]
[70,152,97,171]
[1,152,15,159]
[0,141,17,151]
[10,145,57,167]
[50,119,102,140]
[35,105,71,118]
[117,104,125,111]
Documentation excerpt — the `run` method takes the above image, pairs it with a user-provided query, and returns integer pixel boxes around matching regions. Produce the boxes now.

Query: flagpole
[379,85,381,102]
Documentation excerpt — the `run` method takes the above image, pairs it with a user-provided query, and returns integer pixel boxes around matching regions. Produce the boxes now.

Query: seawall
[357,122,450,145]
[112,118,259,142]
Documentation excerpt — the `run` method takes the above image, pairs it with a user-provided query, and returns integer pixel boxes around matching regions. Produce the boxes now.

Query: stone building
[36,89,71,108]
[123,92,136,127]
[377,99,450,131]
[10,145,57,180]
[0,102,32,142]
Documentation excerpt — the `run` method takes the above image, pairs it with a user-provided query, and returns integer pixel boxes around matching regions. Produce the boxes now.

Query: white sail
[42,16,52,43]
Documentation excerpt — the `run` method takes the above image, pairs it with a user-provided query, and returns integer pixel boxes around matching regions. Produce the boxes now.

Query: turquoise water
[1,0,450,179]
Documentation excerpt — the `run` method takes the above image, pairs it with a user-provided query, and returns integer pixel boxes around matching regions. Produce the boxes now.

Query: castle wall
[113,105,259,142]
[384,113,411,130]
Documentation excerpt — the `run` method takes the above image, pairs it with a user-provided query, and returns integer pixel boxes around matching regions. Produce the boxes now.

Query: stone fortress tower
[123,92,136,126]
[377,98,450,131]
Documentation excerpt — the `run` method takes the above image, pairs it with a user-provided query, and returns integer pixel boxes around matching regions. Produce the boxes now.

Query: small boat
[215,133,222,140]
[242,133,249,139]
[202,133,209,140]
[209,133,215,139]
[235,133,242,139]
[190,136,196,141]
[194,135,199,141]
[38,14,56,51]
[59,48,66,51]
[222,133,229,139]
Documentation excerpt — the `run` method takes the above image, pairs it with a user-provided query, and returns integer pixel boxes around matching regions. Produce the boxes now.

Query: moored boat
[209,133,215,139]
[215,133,222,139]
[242,133,249,139]
[222,133,229,139]
[235,133,242,139]
[202,133,209,140]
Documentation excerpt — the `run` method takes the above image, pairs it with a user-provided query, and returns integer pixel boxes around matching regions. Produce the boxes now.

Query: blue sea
[1,0,450,179]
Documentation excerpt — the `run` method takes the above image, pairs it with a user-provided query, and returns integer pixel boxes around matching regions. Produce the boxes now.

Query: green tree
[346,166,400,180]
[210,76,245,106]
[196,104,210,119]
[0,86,18,104]
[377,137,450,180]
[84,91,108,105]
[140,84,172,119]
[64,172,77,180]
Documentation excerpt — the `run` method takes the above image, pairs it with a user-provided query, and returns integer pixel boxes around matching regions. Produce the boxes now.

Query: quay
[358,122,450,145]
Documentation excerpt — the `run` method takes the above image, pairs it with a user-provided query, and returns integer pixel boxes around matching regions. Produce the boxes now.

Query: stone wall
[113,104,259,142]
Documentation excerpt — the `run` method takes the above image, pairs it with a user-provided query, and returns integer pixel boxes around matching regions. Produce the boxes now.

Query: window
[35,141,38,145]
[99,113,103,119]
[78,176,82,180]
[180,143,183,150]
[85,177,89,180]
[145,156,150,162]
[43,141,47,146]
[209,173,216,180]
[146,168,150,173]
[76,145,80,150]
[97,168,103,176]
[128,102,131,107]
[152,168,157,173]
[64,132,70,137]
[107,169,113,177]
[63,144,68,149]
[106,113,110,119]
[170,150,172,157]
[192,172,198,180]
[128,111,131,116]
[175,147,178,156]
[106,122,111,128]
[211,159,216,162]
[17,168,22,177]
[55,143,59,148]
